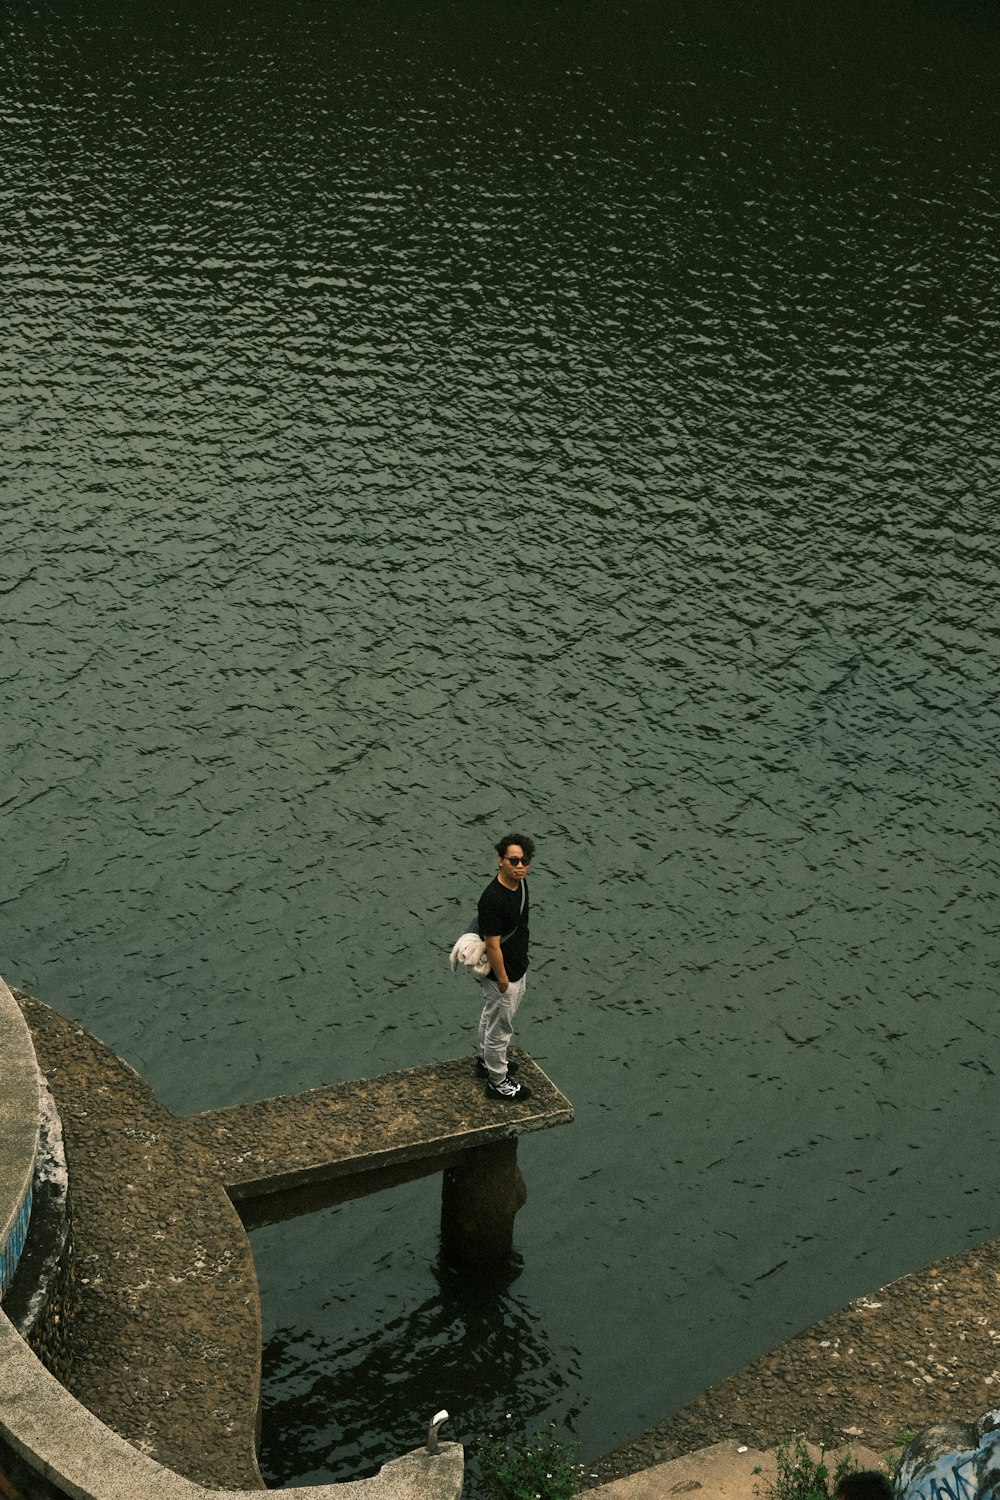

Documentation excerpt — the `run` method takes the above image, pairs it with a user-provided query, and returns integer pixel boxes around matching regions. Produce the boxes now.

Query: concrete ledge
[6,991,573,1500]
[584,1439,886,1500]
[187,1052,574,1213]
[0,1309,463,1500]
[15,993,268,1488]
[0,977,41,1299]
[8,993,522,1500]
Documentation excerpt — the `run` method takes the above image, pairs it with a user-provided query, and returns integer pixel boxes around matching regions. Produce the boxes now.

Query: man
[475,834,535,1102]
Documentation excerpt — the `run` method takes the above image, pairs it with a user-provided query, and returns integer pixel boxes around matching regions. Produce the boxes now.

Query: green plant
[881,1430,915,1474]
[756,1438,858,1500]
[476,1421,579,1500]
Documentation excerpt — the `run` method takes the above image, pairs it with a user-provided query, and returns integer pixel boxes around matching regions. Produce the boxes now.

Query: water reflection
[258,1252,581,1487]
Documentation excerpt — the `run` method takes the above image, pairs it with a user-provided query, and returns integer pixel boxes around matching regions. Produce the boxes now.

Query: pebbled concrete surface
[10,989,572,1491]
[585,1440,887,1500]
[15,990,266,1490]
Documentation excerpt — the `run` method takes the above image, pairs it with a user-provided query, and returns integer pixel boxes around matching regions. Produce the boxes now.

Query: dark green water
[3,0,999,1483]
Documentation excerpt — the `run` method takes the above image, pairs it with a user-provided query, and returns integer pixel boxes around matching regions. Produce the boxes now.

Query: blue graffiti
[907,1459,980,1500]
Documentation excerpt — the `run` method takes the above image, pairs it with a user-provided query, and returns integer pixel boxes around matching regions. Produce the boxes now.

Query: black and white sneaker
[485,1076,532,1102]
[475,1057,519,1078]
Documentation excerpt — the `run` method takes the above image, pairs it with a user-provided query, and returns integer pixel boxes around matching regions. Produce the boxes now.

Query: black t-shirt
[477,877,530,982]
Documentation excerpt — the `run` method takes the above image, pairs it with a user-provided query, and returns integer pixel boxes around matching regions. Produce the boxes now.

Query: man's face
[499,845,531,883]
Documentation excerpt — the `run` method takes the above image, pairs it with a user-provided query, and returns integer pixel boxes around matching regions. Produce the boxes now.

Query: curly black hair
[495,833,535,862]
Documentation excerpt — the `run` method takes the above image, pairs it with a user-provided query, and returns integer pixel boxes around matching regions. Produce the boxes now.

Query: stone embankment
[0,979,570,1500]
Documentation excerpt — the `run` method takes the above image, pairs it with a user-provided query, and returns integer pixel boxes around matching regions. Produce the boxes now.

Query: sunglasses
[505,855,531,866]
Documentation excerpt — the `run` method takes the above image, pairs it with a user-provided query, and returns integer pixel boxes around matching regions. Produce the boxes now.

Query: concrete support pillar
[440,1140,527,1266]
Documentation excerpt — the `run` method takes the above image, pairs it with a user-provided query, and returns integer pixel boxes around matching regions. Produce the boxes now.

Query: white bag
[448,932,491,978]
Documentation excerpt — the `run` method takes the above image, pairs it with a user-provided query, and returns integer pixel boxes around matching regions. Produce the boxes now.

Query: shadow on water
[258,1251,581,1489]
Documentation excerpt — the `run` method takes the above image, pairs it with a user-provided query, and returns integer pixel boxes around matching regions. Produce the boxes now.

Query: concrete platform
[16,992,267,1490]
[11,991,573,1490]
[585,1440,887,1500]
[186,1052,573,1227]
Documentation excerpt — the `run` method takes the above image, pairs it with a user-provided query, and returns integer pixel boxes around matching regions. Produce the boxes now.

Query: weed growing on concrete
[476,1421,579,1500]
[757,1438,858,1500]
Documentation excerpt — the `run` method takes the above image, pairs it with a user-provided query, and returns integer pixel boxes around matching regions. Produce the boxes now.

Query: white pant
[477,974,527,1081]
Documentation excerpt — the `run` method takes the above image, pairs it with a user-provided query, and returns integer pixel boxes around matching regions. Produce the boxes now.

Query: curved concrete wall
[0,1311,463,1500]
[0,979,463,1500]
[0,978,40,1299]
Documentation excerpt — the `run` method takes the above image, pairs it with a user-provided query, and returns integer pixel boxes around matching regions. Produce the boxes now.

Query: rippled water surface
[3,0,1000,1483]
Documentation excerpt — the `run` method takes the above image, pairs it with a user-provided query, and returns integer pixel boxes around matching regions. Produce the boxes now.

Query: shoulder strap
[499,881,526,944]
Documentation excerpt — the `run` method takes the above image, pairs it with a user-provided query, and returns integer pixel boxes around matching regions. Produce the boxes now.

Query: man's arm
[483,935,509,992]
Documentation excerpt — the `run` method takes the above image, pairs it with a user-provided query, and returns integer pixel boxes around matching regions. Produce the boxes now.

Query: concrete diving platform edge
[186,1051,575,1260]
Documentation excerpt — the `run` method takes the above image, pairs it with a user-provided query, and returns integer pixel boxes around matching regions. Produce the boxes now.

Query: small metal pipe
[426,1409,449,1454]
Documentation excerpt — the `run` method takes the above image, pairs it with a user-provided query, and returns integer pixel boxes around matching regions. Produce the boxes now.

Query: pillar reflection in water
[258,1246,582,1489]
